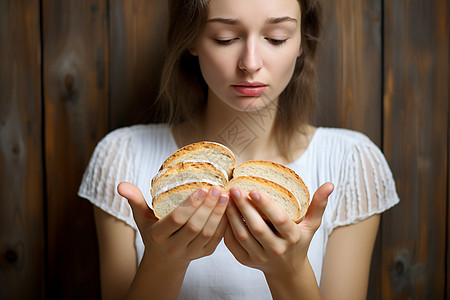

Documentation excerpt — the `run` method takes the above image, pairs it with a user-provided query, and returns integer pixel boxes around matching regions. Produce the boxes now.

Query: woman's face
[192,0,302,112]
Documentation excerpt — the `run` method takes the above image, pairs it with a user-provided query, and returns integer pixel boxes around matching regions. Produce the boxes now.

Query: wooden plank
[447,16,450,300]
[0,0,45,299]
[382,0,449,298]
[316,0,383,145]
[109,0,168,129]
[315,2,383,299]
[42,0,109,298]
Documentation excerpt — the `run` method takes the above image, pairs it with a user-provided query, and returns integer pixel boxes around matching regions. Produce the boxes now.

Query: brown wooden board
[109,0,168,129]
[316,0,382,145]
[382,0,449,299]
[0,0,45,298]
[447,10,450,299]
[42,0,109,298]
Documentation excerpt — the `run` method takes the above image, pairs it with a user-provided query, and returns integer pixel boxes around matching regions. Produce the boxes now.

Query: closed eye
[214,38,237,46]
[267,38,288,46]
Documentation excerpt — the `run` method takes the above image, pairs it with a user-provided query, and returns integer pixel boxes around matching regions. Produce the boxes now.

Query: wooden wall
[0,0,448,299]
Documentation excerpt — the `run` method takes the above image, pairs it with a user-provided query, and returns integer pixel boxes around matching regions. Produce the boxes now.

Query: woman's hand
[117,182,230,266]
[117,182,229,300]
[224,183,334,299]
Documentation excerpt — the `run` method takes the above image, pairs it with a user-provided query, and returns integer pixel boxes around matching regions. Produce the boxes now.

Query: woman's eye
[267,38,288,46]
[214,39,235,46]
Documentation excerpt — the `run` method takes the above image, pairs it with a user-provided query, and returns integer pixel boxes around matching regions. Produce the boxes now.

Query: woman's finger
[117,182,157,226]
[300,182,334,233]
[172,186,225,247]
[192,210,229,258]
[224,223,249,264]
[226,188,266,258]
[156,187,208,238]
[182,189,229,251]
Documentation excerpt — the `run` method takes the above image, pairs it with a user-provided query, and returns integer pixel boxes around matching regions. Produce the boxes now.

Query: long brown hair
[157,0,322,160]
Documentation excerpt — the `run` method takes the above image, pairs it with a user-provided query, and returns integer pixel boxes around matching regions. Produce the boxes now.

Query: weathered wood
[316,0,383,145]
[382,0,449,299]
[0,0,44,299]
[315,2,383,299]
[447,21,450,300]
[42,0,109,298]
[109,0,168,129]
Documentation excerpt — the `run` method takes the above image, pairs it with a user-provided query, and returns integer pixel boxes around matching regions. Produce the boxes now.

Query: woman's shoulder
[91,123,174,161]
[302,127,384,168]
[315,127,376,146]
[103,123,172,141]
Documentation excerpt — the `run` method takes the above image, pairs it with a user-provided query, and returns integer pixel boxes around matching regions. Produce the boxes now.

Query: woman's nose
[238,39,263,73]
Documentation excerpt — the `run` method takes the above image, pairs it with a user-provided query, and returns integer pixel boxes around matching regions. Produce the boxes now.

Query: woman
[79,0,399,299]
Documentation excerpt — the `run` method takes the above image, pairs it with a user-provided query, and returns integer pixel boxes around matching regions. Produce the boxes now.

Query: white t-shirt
[78,124,399,299]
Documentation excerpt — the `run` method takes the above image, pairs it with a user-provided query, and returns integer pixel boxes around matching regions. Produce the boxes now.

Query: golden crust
[151,161,227,197]
[161,141,236,171]
[225,176,303,223]
[233,160,308,189]
[152,182,214,219]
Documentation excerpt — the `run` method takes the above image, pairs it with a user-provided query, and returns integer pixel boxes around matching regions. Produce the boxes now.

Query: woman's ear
[297,46,303,57]
[189,46,198,56]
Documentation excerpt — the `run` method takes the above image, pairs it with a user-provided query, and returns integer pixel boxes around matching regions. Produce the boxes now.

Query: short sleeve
[323,140,399,236]
[78,128,138,230]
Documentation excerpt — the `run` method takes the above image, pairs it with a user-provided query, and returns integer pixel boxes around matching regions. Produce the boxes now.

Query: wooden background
[0,0,448,299]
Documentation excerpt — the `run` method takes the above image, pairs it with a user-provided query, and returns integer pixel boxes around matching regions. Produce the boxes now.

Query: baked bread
[160,141,235,178]
[230,160,310,223]
[150,141,310,223]
[151,161,228,199]
[153,182,214,219]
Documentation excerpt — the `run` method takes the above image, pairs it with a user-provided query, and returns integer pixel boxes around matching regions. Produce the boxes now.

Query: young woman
[79,0,399,299]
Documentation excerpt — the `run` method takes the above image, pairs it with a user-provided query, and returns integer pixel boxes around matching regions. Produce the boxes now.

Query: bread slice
[225,176,302,223]
[150,142,310,223]
[160,142,235,179]
[232,161,310,222]
[151,161,227,199]
[152,182,214,219]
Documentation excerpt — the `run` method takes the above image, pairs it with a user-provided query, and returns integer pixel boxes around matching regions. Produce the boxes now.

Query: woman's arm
[93,207,137,300]
[320,214,380,300]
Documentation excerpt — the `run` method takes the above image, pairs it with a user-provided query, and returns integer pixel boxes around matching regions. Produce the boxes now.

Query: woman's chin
[230,96,277,113]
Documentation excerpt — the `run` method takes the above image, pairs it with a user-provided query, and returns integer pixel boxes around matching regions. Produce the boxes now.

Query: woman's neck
[200,98,280,164]
[171,98,314,165]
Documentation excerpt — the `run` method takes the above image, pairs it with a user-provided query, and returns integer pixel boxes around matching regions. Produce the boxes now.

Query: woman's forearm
[125,252,189,300]
[264,258,321,300]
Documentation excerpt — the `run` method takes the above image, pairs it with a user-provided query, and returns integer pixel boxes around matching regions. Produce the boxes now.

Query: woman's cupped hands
[117,181,333,272]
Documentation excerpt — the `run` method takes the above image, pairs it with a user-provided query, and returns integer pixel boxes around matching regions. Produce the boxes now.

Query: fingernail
[249,191,260,202]
[218,193,229,205]
[211,186,221,198]
[231,188,240,199]
[196,188,207,198]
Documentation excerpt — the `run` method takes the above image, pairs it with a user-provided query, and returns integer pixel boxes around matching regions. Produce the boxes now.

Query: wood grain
[109,0,168,129]
[0,0,44,298]
[382,0,449,298]
[42,0,109,298]
[316,0,382,145]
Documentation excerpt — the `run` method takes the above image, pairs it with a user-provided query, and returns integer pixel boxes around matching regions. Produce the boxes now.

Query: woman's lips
[232,82,268,96]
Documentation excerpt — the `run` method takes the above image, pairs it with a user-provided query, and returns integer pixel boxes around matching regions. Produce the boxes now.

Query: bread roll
[225,176,302,222]
[151,161,227,199]
[153,182,214,219]
[160,141,235,178]
[150,141,310,223]
[232,160,310,222]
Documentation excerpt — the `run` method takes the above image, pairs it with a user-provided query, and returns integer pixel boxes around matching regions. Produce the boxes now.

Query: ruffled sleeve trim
[324,136,399,236]
[78,128,138,230]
